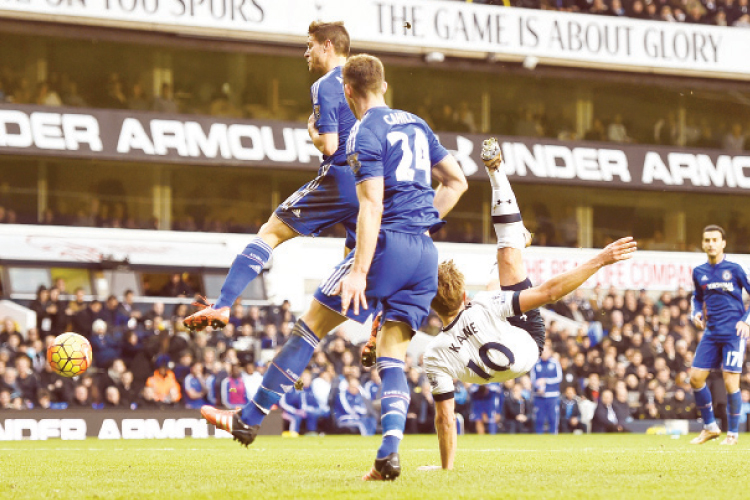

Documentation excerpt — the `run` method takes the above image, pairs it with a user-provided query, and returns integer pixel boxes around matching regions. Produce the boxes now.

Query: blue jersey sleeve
[348,126,383,183]
[691,269,704,320]
[427,126,449,166]
[313,78,341,135]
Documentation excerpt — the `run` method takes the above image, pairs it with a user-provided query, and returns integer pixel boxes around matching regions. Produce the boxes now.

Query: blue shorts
[470,399,497,421]
[314,230,438,332]
[693,333,747,373]
[275,159,358,249]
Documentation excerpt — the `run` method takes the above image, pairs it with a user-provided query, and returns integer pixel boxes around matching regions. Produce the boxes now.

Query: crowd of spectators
[462,0,750,27]
[3,278,750,435]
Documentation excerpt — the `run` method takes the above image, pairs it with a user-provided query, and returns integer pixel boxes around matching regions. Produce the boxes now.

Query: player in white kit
[422,139,638,470]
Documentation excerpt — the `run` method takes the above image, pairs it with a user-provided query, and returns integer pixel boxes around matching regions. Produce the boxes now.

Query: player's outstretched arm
[434,397,457,470]
[432,155,468,219]
[518,237,637,313]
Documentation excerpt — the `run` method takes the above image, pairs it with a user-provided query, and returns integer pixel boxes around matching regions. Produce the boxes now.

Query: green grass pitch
[1,434,748,499]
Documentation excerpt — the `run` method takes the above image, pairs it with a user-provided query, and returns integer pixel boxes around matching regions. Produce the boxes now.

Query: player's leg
[217,215,296,308]
[551,397,560,435]
[186,162,357,330]
[202,299,346,445]
[363,320,412,481]
[363,233,437,480]
[720,338,746,444]
[487,410,498,435]
[533,400,544,434]
[482,137,545,354]
[689,338,722,444]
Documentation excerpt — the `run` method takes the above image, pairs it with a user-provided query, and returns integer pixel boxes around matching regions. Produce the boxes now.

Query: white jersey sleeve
[471,290,521,319]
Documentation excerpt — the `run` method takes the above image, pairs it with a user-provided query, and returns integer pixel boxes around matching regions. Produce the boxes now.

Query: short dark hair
[342,54,385,97]
[703,224,726,241]
[308,21,350,57]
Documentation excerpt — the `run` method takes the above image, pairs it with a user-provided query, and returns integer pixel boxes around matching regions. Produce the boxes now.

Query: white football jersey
[424,290,540,397]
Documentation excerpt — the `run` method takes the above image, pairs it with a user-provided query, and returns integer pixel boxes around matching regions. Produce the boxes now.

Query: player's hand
[598,236,637,266]
[334,270,368,316]
[736,320,750,338]
[692,312,705,330]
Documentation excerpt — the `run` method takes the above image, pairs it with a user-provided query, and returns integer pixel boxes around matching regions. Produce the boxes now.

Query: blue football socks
[216,237,272,309]
[728,390,741,435]
[694,384,717,427]
[376,357,410,459]
[240,320,319,426]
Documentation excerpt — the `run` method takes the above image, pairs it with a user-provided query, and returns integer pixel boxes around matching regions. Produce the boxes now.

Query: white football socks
[487,163,525,250]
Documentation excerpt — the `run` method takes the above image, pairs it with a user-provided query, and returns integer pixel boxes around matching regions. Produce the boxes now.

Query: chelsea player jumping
[689,225,750,446]
[201,53,468,481]
[184,21,359,330]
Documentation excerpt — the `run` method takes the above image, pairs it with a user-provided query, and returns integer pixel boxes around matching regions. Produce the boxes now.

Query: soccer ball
[47,332,93,377]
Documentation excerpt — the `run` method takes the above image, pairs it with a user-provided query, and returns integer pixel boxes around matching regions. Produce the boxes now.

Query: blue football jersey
[530,357,562,398]
[345,106,449,234]
[691,258,750,337]
[310,66,356,165]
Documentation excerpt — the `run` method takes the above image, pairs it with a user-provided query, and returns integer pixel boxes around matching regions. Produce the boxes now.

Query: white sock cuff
[495,221,526,250]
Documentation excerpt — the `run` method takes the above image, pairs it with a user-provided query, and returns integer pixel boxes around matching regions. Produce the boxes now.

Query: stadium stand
[452,0,750,27]
[2,278,749,433]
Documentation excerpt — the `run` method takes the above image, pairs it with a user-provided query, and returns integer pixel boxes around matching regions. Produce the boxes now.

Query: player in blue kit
[200,54,468,481]
[530,343,563,434]
[184,21,359,330]
[689,225,750,446]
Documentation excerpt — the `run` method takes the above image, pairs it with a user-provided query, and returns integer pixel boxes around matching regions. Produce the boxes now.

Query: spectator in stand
[723,123,746,152]
[71,385,92,408]
[503,383,532,434]
[592,389,626,432]
[183,361,208,409]
[161,273,194,297]
[608,114,632,143]
[240,362,263,401]
[73,299,103,338]
[116,371,139,408]
[333,375,375,436]
[15,355,39,407]
[102,386,125,408]
[584,118,607,142]
[153,83,179,113]
[311,366,334,414]
[559,386,585,433]
[144,355,181,406]
[279,370,328,435]
[220,364,248,409]
[101,295,128,329]
[589,0,611,14]
[1,317,22,345]
[90,319,122,369]
[62,81,87,107]
[118,289,141,326]
[36,81,62,107]
[406,379,436,434]
[13,77,33,104]
[128,82,150,111]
